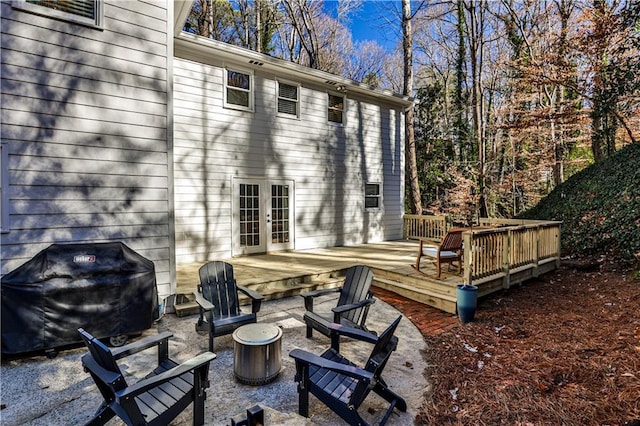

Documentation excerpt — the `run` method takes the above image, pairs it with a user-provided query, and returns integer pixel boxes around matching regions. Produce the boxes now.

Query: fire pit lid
[233,323,282,345]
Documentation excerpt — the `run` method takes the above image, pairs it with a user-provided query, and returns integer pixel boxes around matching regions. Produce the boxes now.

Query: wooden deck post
[556,225,562,269]
[533,225,541,278]
[502,230,511,289]
[463,232,473,285]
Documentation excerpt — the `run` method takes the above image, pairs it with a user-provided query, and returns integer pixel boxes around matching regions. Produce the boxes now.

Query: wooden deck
[175,240,464,314]
[175,240,491,315]
[175,217,562,315]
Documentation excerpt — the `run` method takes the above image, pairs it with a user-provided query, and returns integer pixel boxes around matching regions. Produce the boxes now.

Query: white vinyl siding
[0,144,8,232]
[0,1,174,298]
[15,0,103,28]
[173,54,405,263]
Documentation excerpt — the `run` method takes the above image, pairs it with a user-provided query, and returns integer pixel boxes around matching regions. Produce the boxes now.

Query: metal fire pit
[232,323,282,385]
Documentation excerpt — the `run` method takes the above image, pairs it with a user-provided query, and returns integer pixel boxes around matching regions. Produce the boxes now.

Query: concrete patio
[0,291,427,425]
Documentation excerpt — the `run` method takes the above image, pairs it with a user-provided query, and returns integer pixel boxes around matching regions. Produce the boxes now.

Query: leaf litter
[413,263,640,425]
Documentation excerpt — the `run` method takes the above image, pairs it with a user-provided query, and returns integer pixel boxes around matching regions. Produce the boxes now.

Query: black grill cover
[1,242,158,355]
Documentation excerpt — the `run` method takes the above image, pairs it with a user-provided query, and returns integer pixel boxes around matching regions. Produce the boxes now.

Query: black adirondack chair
[290,316,407,426]
[78,328,216,426]
[194,261,264,352]
[301,264,375,346]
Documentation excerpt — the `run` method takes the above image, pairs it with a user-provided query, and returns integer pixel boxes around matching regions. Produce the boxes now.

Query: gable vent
[249,60,264,66]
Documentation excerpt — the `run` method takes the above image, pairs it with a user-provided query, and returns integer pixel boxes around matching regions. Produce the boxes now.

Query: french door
[233,178,294,255]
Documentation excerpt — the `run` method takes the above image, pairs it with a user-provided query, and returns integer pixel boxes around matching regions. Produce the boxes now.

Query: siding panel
[2,63,166,104]
[3,102,166,130]
[3,111,167,140]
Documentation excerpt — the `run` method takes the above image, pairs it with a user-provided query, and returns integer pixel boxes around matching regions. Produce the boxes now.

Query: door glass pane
[271,184,290,244]
[239,183,260,247]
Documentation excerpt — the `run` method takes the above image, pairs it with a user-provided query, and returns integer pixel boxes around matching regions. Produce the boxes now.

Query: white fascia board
[174,1,194,37]
[174,32,415,110]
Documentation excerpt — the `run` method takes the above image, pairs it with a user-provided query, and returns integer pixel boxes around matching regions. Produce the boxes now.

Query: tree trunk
[255,0,262,53]
[466,0,487,218]
[553,0,572,186]
[454,0,467,161]
[590,0,618,162]
[402,0,422,215]
[193,0,213,38]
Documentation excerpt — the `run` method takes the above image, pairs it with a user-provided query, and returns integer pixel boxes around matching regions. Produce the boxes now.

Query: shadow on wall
[1,2,172,279]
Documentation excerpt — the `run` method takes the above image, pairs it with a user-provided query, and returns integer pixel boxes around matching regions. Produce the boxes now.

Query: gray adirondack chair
[194,261,264,352]
[78,328,215,426]
[301,265,375,347]
[289,316,407,426]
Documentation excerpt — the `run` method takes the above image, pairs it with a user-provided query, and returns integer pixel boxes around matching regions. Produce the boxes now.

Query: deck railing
[403,215,562,289]
[463,219,562,287]
[403,214,448,241]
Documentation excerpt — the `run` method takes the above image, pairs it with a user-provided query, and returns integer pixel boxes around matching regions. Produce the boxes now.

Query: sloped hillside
[519,143,640,267]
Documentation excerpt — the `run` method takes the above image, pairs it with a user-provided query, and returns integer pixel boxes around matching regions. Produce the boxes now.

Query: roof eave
[174,32,415,109]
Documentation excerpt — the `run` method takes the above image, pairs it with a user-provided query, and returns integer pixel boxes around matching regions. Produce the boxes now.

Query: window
[328,94,344,124]
[365,183,381,209]
[277,82,299,117]
[1,144,9,232]
[15,0,103,28]
[225,68,253,111]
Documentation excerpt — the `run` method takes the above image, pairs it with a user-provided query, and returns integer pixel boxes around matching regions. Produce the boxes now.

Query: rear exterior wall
[173,53,405,264]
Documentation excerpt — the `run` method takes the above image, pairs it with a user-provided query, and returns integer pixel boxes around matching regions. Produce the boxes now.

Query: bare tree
[277,0,360,73]
[344,40,386,84]
[465,0,488,217]
[279,0,328,69]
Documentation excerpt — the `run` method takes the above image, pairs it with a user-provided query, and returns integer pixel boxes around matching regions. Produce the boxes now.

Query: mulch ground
[374,261,640,426]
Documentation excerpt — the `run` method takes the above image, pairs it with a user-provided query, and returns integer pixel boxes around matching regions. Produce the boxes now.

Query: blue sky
[324,1,401,52]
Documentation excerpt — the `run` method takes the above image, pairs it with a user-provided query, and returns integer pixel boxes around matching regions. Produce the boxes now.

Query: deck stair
[370,267,459,314]
[174,271,345,317]
[175,267,463,317]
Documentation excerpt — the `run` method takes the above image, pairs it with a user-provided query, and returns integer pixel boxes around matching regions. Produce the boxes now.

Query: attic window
[225,68,253,111]
[16,0,103,28]
[277,82,299,118]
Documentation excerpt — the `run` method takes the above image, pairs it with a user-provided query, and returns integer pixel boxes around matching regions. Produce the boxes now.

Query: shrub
[519,143,640,267]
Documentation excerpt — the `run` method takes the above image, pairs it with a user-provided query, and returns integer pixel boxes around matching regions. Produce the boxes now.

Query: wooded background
[184,0,639,223]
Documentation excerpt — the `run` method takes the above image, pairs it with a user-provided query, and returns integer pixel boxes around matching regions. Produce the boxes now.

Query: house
[0,0,412,305]
[172,34,413,264]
